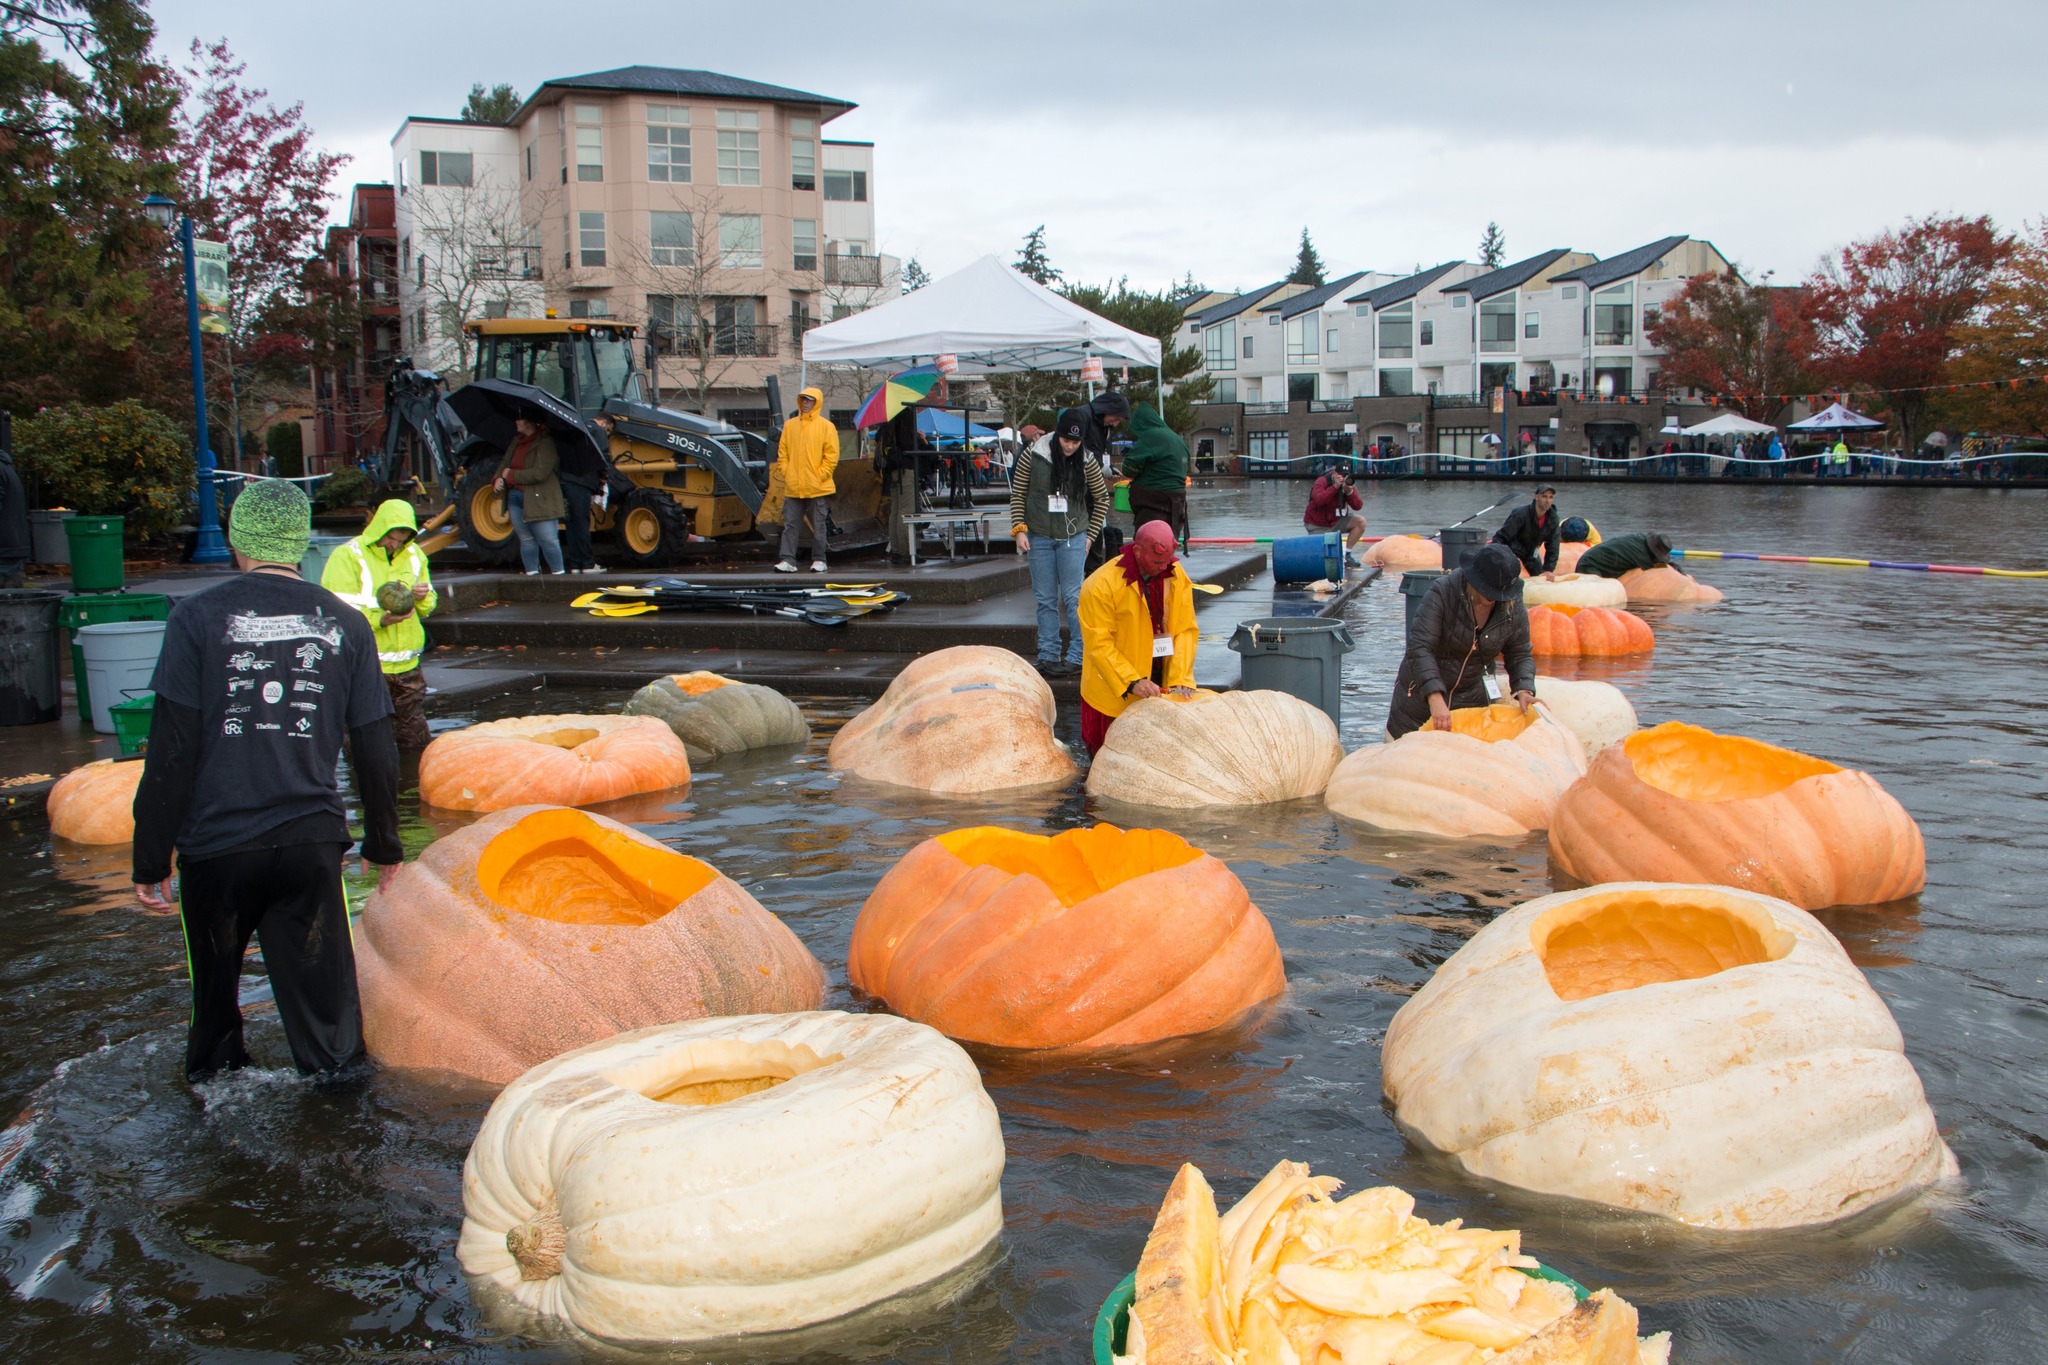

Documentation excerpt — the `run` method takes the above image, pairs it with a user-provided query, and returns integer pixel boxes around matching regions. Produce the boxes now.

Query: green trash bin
[60,591,170,724]
[1227,615,1356,725]
[63,514,125,592]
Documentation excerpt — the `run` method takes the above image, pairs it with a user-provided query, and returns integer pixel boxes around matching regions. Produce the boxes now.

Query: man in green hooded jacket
[1118,403,1191,544]
[322,499,437,747]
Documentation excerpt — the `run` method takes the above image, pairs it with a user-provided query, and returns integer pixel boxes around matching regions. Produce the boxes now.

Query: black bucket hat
[1466,543,1524,601]
[1055,409,1086,443]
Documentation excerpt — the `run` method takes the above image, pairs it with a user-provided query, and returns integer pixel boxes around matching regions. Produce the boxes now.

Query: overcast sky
[150,0,2047,293]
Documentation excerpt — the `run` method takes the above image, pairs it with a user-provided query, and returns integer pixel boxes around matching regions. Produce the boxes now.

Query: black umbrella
[444,379,610,485]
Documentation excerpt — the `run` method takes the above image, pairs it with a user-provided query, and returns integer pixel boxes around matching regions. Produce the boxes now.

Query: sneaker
[774,561,799,573]
[1344,551,1362,568]
[1035,658,1063,677]
[585,564,605,574]
[809,560,827,573]
[523,570,540,577]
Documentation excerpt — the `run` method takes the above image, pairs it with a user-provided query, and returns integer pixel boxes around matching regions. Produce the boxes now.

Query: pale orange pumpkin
[1362,535,1441,570]
[1619,565,1724,603]
[849,824,1284,1050]
[1526,604,1656,657]
[1548,721,1925,908]
[417,713,691,812]
[1326,703,1587,838]
[357,804,825,1083]
[47,758,144,844]
[829,645,1076,794]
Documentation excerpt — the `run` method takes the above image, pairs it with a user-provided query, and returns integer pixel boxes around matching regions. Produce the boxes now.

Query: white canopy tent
[1681,412,1779,437]
[1786,402,1886,432]
[799,254,1163,375]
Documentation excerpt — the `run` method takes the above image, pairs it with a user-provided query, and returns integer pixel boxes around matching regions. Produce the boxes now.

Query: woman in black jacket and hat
[1387,542,1536,738]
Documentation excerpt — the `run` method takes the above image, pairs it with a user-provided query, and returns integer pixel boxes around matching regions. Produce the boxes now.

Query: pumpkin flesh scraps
[478,809,716,927]
[1623,721,1840,802]
[521,726,603,750]
[1447,703,1537,743]
[935,824,1202,907]
[1532,889,1796,1001]
[666,671,733,697]
[617,1038,841,1106]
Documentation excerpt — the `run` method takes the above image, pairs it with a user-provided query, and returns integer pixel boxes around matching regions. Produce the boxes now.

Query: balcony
[823,253,882,287]
[474,247,543,281]
[1242,401,1290,415]
[653,321,780,359]
[1308,398,1355,413]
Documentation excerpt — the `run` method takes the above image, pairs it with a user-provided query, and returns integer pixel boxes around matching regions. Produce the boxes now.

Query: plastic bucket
[1112,479,1132,513]
[110,693,154,756]
[1228,615,1356,725]
[300,533,354,586]
[1401,569,1444,635]
[63,514,125,592]
[76,619,165,734]
[29,510,74,565]
[1438,524,1487,571]
[1270,532,1343,584]
[60,592,170,724]
[0,589,64,726]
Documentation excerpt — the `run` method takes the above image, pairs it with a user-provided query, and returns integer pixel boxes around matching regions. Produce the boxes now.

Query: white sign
[1343,423,1358,434]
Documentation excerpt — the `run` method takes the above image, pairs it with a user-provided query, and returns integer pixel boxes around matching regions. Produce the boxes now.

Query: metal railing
[652,321,780,359]
[823,253,882,286]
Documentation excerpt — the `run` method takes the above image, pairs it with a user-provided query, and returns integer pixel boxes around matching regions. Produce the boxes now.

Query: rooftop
[1551,236,1693,290]
[513,67,856,124]
[1188,282,1288,327]
[1345,262,1463,309]
[1271,272,1369,318]
[1442,249,1574,302]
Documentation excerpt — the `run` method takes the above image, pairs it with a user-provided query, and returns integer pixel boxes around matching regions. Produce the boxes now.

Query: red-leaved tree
[1802,214,2012,451]
[1647,269,1815,421]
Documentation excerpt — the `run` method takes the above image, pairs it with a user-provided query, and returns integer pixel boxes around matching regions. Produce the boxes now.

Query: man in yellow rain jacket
[322,498,436,748]
[774,386,839,573]
[1077,520,1198,755]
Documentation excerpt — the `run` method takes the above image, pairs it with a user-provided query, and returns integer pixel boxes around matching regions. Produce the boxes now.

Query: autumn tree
[1948,220,2048,439]
[1288,228,1326,286]
[461,82,521,123]
[1477,222,1506,269]
[1647,268,1815,420]
[1802,214,2012,451]
[1014,225,1060,285]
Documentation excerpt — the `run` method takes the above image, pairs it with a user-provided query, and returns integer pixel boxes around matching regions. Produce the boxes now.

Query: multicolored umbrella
[853,366,942,429]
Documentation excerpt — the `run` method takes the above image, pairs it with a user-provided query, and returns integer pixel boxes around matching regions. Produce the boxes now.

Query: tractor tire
[454,463,522,567]
[613,487,694,567]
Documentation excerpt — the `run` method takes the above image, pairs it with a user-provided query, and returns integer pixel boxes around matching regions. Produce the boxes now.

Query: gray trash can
[29,510,74,566]
[1401,570,1443,635]
[1439,524,1487,570]
[1227,616,1356,725]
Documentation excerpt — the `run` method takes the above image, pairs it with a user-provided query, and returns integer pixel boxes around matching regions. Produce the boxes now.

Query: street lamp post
[142,193,229,564]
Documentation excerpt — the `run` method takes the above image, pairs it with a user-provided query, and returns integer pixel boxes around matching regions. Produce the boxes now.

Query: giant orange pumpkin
[357,805,825,1083]
[829,645,1077,794]
[417,713,690,812]
[1549,721,1925,908]
[1326,703,1587,838]
[1555,541,1590,573]
[1527,604,1656,657]
[1362,535,1440,570]
[47,758,144,844]
[1619,565,1724,604]
[849,824,1284,1050]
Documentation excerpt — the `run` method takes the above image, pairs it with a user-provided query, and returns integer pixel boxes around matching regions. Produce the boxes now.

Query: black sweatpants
[178,841,363,1081]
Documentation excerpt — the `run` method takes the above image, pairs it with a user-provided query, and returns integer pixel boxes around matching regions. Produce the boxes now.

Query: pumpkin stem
[507,1201,567,1280]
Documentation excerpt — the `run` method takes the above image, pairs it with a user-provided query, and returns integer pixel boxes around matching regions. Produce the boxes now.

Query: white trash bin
[76,620,166,734]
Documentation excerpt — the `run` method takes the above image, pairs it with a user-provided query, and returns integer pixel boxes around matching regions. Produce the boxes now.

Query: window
[1642,305,1660,336]
[1439,427,1488,458]
[483,299,509,319]
[650,211,693,266]
[790,296,812,336]
[400,235,411,276]
[1594,283,1634,346]
[1593,362,1632,396]
[790,116,816,190]
[1480,297,1516,352]
[1243,335,1254,359]
[1379,368,1414,396]
[574,104,603,182]
[1214,378,1237,403]
[1269,312,1280,326]
[1288,373,1317,402]
[1452,294,1468,308]
[1561,285,1578,300]
[419,150,472,187]
[524,144,533,181]
[1354,303,1370,316]
[1327,373,1348,401]
[716,109,760,185]
[713,296,760,354]
[578,211,606,267]
[1327,328,1340,352]
[823,169,867,201]
[1419,320,1434,347]
[1480,362,1516,393]
[416,248,425,286]
[1246,431,1288,466]
[1525,311,1541,339]
[647,105,690,182]
[568,298,609,318]
[843,240,866,256]
[1245,379,1263,402]
[557,106,567,183]
[1309,429,1352,456]
[718,214,762,269]
[1202,319,1235,372]
[792,218,817,272]
[1378,302,1413,358]
[1285,315,1318,364]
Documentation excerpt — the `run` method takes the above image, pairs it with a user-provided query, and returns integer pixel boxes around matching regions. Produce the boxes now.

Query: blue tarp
[914,409,999,440]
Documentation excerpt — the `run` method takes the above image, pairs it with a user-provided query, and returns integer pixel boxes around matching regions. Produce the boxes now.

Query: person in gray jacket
[1009,408,1110,677]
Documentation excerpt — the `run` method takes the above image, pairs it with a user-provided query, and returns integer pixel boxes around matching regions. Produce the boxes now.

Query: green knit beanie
[229,479,313,566]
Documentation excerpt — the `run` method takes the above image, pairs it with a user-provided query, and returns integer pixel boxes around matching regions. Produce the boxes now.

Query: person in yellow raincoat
[321,498,436,747]
[774,386,839,573]
[1076,520,1198,755]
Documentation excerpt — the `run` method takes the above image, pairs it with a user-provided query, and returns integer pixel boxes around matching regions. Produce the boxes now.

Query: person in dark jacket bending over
[132,479,403,1085]
[1079,389,1130,472]
[1387,542,1535,738]
[1493,484,1561,579]
[1575,531,1672,579]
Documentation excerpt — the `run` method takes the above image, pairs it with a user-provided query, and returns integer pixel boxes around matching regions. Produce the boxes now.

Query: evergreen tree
[900,257,930,292]
[1014,225,1061,285]
[461,82,522,123]
[1478,222,1507,269]
[1288,228,1326,286]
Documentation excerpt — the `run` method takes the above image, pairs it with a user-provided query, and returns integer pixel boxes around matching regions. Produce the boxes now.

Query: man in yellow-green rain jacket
[322,499,436,747]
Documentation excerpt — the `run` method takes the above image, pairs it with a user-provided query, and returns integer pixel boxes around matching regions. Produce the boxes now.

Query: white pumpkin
[1532,676,1638,754]
[828,645,1076,794]
[1382,882,1958,1230]
[1521,573,1627,609]
[1086,689,1343,808]
[1325,704,1586,838]
[459,1010,1005,1342]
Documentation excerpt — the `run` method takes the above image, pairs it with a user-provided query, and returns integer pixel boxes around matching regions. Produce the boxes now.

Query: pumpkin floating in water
[1549,721,1925,908]
[47,758,143,844]
[1532,676,1637,754]
[623,672,810,763]
[418,713,690,812]
[1326,703,1586,839]
[1087,690,1343,808]
[1618,565,1724,604]
[357,805,824,1083]
[1527,604,1656,657]
[458,1010,1004,1341]
[828,645,1075,794]
[1362,534,1440,570]
[1555,540,1591,573]
[1521,573,1627,609]
[1382,882,1957,1229]
[849,824,1285,1050]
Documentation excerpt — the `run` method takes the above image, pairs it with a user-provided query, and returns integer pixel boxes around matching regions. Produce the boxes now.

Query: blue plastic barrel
[1271,532,1343,584]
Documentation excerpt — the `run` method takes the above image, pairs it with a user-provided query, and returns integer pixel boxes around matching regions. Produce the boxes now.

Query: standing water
[0,480,2043,1362]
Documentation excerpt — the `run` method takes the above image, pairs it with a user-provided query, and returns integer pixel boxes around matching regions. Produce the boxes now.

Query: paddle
[1430,490,1522,539]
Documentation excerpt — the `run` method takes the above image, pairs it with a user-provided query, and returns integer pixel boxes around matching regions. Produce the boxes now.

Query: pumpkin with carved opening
[623,671,810,763]
[1326,702,1587,839]
[418,713,690,812]
[458,1010,1004,1341]
[850,824,1284,1050]
[357,805,824,1083]
[1383,881,1957,1229]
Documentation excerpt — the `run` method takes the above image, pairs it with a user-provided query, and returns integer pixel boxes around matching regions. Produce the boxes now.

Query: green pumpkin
[376,579,415,615]
[622,673,810,762]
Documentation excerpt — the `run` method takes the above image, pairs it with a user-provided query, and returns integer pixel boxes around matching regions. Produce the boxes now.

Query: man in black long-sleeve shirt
[1492,485,1561,578]
[132,479,403,1084]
